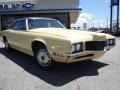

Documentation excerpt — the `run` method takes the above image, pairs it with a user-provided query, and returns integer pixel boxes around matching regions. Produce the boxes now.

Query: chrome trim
[107,39,116,46]
[83,42,86,51]
[68,40,108,57]
[71,42,84,54]
[67,50,106,57]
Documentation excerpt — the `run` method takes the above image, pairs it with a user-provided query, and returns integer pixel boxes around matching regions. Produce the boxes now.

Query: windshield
[28,18,65,29]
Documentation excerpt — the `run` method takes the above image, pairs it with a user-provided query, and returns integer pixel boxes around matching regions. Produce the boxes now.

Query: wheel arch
[31,39,47,55]
[31,39,55,69]
[2,36,7,42]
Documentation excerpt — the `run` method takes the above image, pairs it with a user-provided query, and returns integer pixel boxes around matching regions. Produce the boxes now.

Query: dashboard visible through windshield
[28,18,65,30]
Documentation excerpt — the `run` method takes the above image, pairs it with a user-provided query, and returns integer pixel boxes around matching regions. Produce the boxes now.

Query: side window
[28,19,48,29]
[12,20,26,31]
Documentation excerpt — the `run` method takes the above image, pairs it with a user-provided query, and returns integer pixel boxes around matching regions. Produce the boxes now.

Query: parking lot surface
[0,37,120,90]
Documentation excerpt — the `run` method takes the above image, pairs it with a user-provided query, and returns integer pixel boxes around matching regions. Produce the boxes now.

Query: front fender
[32,38,47,46]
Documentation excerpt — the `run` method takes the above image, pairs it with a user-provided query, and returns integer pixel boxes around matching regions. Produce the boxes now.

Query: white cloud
[104,0,109,3]
[74,12,106,29]
[79,13,93,21]
[96,20,106,28]
[74,13,94,28]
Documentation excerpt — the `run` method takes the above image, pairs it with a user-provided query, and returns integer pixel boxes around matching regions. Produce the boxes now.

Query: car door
[11,19,31,52]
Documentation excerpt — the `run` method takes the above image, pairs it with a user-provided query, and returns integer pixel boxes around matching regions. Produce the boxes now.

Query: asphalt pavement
[0,37,120,90]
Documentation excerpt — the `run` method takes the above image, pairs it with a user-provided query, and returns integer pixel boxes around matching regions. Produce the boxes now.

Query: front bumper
[105,45,115,51]
[66,38,115,63]
[66,45,115,63]
[66,51,106,63]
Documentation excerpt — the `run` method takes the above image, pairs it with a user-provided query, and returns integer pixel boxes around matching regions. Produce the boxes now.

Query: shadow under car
[0,48,108,86]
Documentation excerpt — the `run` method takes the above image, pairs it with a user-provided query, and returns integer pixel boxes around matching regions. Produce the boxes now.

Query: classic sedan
[0,17,115,69]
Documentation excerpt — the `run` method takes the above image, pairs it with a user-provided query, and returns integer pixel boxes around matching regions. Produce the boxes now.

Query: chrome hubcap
[37,49,51,67]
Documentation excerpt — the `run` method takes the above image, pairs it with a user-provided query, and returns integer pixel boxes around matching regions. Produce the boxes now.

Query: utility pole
[92,18,95,31]
[110,0,113,32]
[110,0,119,33]
[117,0,119,31]
[107,18,109,29]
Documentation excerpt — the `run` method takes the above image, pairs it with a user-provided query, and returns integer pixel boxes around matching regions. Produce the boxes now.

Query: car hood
[29,28,107,43]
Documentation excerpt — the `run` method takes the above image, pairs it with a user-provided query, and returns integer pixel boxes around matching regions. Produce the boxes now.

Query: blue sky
[75,0,111,28]
[81,0,110,20]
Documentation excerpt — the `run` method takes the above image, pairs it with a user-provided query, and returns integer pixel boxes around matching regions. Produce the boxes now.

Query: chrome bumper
[67,50,106,57]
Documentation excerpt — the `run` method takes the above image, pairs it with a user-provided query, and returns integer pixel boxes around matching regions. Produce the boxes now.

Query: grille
[85,41,107,51]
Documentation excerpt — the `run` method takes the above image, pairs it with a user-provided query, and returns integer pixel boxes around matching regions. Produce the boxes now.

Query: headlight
[76,44,81,51]
[71,43,84,54]
[71,44,76,53]
[108,39,115,46]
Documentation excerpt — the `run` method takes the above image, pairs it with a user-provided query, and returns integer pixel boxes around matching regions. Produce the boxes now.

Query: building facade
[0,0,81,30]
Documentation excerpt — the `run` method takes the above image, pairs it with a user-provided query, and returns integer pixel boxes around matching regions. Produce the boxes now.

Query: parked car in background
[0,17,116,70]
[96,30,105,33]
[110,30,120,36]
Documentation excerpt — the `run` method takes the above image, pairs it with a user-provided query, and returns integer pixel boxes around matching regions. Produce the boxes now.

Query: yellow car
[0,17,115,69]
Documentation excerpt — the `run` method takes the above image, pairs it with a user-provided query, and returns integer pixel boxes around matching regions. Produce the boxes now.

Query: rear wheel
[35,46,55,70]
[3,38,11,51]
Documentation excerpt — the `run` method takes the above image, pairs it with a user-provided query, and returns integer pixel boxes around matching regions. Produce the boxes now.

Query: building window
[4,5,8,9]
[16,4,21,9]
[8,4,12,8]
[12,4,16,9]
[0,5,4,9]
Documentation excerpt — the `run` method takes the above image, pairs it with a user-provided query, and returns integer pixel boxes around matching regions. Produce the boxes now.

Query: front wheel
[36,47,55,70]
